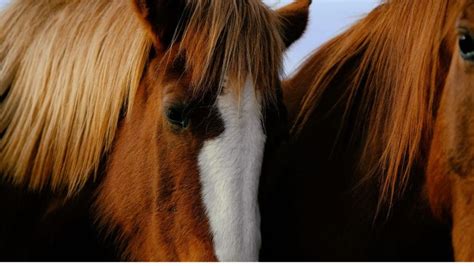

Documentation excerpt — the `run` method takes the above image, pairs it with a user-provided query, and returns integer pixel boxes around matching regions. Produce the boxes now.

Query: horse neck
[284,0,459,204]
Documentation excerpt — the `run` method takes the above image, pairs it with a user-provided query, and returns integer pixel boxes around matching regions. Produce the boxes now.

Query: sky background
[0,0,380,74]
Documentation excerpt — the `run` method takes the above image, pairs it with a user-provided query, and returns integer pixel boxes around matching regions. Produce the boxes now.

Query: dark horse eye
[166,105,189,128]
[459,33,474,60]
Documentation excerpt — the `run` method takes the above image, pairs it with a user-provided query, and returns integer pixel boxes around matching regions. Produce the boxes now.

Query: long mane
[0,0,284,194]
[290,0,463,206]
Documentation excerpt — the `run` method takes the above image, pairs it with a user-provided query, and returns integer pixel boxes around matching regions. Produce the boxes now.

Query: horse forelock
[290,0,464,209]
[176,0,284,105]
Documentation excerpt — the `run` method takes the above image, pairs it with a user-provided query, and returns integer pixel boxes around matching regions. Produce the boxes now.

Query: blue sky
[0,0,380,74]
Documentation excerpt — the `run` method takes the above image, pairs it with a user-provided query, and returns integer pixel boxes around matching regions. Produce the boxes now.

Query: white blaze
[198,78,265,261]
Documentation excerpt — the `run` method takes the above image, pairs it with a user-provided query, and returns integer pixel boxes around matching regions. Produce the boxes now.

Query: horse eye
[166,105,189,128]
[459,33,474,60]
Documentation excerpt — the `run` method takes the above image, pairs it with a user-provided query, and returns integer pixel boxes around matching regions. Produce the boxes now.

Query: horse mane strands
[1,0,152,193]
[292,0,463,207]
[177,0,285,104]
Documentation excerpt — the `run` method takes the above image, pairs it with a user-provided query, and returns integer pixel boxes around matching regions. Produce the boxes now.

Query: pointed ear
[277,0,311,48]
[132,0,188,49]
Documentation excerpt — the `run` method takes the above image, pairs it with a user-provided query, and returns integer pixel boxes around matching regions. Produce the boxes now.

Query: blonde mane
[291,0,463,206]
[0,0,284,194]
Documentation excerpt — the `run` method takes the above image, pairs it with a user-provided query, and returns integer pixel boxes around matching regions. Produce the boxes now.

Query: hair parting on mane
[291,0,463,208]
[0,0,284,194]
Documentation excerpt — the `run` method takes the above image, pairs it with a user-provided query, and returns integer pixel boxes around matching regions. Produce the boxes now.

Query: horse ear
[132,0,188,49]
[277,0,311,48]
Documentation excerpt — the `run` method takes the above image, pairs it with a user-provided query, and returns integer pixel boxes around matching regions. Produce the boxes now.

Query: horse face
[173,65,263,262]
[129,50,266,261]
[94,0,310,261]
[428,1,474,260]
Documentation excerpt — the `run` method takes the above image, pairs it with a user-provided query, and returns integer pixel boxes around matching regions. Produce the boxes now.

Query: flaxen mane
[0,0,284,194]
[292,0,463,207]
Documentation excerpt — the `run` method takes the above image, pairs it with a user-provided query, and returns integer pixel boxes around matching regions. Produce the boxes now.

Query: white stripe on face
[197,78,265,261]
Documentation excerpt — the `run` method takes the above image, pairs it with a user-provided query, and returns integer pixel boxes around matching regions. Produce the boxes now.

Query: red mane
[288,0,463,207]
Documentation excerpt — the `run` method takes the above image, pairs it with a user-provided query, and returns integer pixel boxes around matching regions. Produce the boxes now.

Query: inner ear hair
[277,0,311,48]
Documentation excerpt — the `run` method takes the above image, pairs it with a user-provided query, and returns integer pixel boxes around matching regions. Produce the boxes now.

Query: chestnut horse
[428,0,474,260]
[260,0,464,261]
[0,0,309,261]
